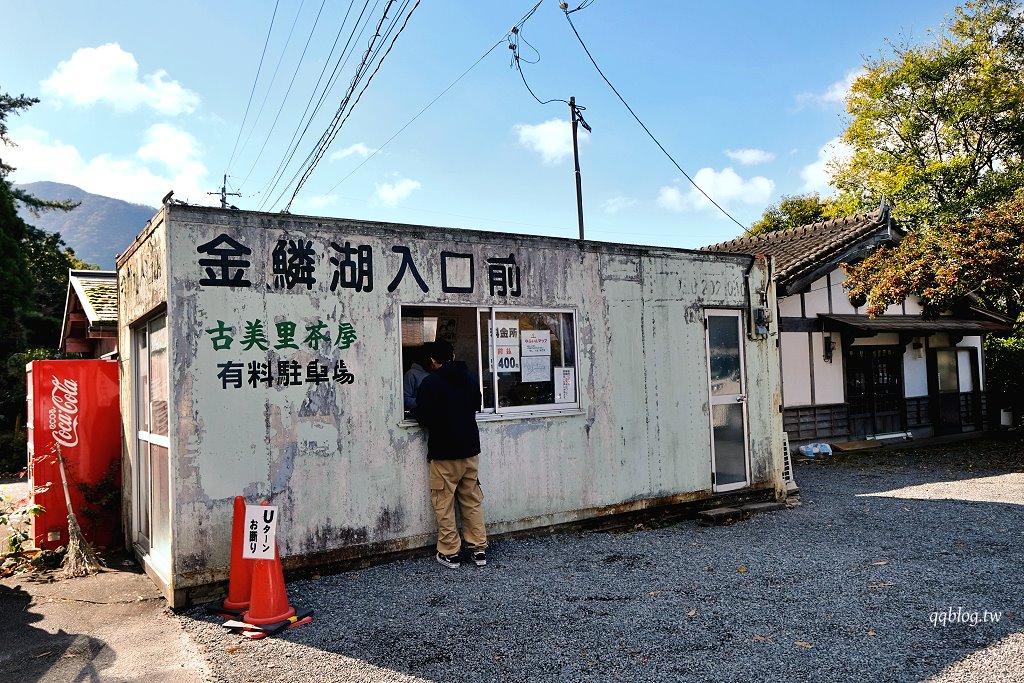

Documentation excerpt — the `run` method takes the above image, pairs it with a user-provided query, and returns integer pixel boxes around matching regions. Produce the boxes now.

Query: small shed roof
[60,270,118,353]
[702,209,897,295]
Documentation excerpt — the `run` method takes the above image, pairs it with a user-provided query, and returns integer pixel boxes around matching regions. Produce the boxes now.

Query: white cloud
[657,167,773,213]
[42,43,199,115]
[375,177,421,205]
[800,137,853,193]
[602,196,638,214]
[724,148,775,166]
[796,68,865,108]
[330,143,375,162]
[514,119,587,165]
[6,124,208,205]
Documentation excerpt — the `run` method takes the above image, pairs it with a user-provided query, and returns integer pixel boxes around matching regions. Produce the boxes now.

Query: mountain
[14,182,157,269]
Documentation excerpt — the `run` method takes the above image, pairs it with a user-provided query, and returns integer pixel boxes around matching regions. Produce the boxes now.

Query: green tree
[749,193,840,234]
[832,0,1024,228]
[0,93,83,435]
[844,192,1024,320]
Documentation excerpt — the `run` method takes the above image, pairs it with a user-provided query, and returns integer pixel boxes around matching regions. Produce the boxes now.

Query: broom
[55,445,102,577]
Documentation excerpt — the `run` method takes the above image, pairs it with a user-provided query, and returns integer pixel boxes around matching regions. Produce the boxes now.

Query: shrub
[986,335,1024,417]
[0,430,27,475]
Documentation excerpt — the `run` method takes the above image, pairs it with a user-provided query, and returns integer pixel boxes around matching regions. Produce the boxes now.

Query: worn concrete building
[117,202,785,605]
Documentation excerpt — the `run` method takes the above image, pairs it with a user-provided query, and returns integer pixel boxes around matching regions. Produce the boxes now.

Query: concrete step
[696,506,746,526]
[740,501,787,514]
[697,499,789,526]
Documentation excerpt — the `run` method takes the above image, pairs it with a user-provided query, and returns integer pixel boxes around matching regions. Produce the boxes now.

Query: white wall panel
[812,333,845,404]
[781,332,811,407]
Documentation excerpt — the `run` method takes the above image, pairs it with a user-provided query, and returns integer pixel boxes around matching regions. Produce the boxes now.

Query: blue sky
[3,0,959,250]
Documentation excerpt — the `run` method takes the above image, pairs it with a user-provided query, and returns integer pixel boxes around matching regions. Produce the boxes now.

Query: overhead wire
[262,0,394,210]
[270,0,404,210]
[240,0,329,188]
[236,1,307,162]
[225,0,281,175]
[321,0,548,198]
[282,0,422,212]
[560,5,752,234]
[254,0,376,210]
[324,37,507,195]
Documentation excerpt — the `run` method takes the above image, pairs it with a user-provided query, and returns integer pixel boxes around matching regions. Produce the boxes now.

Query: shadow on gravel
[182,440,1024,683]
[0,583,114,682]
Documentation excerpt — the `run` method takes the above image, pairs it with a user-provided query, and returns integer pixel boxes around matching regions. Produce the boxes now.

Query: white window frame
[484,306,580,416]
[398,303,581,420]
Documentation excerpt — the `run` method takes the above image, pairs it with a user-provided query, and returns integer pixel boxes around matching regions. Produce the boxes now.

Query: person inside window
[403,344,430,416]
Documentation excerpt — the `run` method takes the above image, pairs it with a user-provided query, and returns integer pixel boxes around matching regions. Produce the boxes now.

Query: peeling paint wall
[120,205,782,596]
[116,213,169,579]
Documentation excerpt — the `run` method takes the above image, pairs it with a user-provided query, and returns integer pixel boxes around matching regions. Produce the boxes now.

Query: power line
[234,0,311,176]
[321,0,549,198]
[226,0,281,174]
[324,38,507,196]
[240,0,330,188]
[282,0,422,212]
[510,26,567,107]
[264,0,398,211]
[560,6,751,234]
[254,0,376,210]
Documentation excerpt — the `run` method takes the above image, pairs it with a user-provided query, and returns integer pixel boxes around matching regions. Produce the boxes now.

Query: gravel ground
[180,439,1023,683]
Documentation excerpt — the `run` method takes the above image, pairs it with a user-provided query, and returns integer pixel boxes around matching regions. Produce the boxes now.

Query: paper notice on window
[522,355,550,382]
[490,320,521,373]
[521,330,550,356]
[554,367,576,403]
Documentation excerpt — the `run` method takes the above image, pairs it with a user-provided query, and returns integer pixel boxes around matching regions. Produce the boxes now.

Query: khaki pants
[429,455,487,555]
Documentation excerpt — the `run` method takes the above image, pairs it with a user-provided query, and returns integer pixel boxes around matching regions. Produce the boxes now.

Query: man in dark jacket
[415,340,488,568]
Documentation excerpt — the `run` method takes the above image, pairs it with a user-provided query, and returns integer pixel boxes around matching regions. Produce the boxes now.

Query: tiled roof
[701,210,896,292]
[70,271,118,324]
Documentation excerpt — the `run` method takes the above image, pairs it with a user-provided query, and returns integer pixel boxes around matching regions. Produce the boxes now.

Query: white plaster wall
[904,297,924,315]
[781,332,811,407]
[803,276,830,316]
[829,269,857,314]
[779,294,802,318]
[811,332,845,404]
[146,206,782,589]
[959,336,983,390]
[884,302,903,316]
[904,348,929,397]
[958,349,975,392]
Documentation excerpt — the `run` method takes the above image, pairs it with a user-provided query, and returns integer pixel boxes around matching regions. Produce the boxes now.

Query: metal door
[705,310,750,492]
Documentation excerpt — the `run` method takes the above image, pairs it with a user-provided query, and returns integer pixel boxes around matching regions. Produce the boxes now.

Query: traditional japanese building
[118,200,787,605]
[703,208,1011,448]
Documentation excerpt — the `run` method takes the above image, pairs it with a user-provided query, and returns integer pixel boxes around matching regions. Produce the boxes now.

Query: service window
[400,305,579,418]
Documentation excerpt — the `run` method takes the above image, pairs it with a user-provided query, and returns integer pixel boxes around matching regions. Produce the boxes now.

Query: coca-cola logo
[48,376,80,448]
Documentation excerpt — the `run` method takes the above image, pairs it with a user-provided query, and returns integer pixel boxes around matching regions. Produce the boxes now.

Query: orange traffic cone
[242,543,296,625]
[222,496,253,612]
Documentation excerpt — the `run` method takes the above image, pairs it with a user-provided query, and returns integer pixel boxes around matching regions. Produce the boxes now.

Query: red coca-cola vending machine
[26,359,121,550]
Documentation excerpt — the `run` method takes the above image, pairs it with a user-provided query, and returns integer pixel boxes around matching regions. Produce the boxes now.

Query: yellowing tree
[834,0,1024,228]
[836,0,1024,322]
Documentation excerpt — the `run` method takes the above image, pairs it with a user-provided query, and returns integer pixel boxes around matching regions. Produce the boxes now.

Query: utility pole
[208,174,241,209]
[569,96,591,241]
